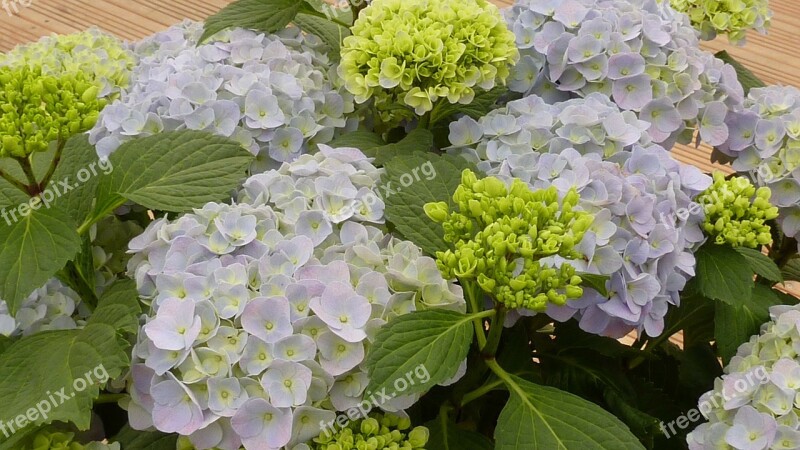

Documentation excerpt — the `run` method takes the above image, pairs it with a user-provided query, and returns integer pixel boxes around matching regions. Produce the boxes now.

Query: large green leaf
[201,0,310,42]
[373,129,435,165]
[430,87,508,126]
[781,257,800,283]
[48,135,110,225]
[734,247,782,283]
[88,280,141,335]
[113,425,178,450]
[715,284,780,362]
[365,310,477,397]
[694,243,753,305]
[382,152,478,256]
[0,206,80,314]
[425,418,493,450]
[328,131,387,152]
[91,131,253,221]
[292,12,349,61]
[715,51,765,95]
[495,375,644,450]
[0,324,128,430]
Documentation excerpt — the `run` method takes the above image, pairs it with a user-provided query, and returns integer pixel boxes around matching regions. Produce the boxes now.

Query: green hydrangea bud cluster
[697,172,778,247]
[666,0,771,44]
[0,65,107,157]
[425,170,593,311]
[309,413,429,450]
[339,0,519,126]
[0,28,133,98]
[29,431,83,450]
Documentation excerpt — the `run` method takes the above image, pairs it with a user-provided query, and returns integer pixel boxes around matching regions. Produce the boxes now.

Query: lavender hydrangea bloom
[685,304,800,450]
[0,279,83,337]
[126,146,465,449]
[450,99,711,338]
[715,86,800,252]
[506,0,744,148]
[89,21,355,173]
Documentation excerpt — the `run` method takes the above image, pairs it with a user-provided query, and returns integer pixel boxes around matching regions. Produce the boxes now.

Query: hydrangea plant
[665,0,771,44]
[449,94,712,337]
[716,85,800,251]
[339,0,519,127]
[505,0,744,147]
[125,147,464,449]
[686,304,800,450]
[89,21,354,172]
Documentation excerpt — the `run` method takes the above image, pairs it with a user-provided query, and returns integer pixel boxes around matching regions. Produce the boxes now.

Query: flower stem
[481,305,507,358]
[0,168,32,196]
[465,280,488,349]
[14,156,38,193]
[39,138,65,192]
[460,377,505,407]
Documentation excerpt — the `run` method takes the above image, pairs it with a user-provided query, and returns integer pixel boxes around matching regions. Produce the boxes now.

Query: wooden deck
[1,1,799,341]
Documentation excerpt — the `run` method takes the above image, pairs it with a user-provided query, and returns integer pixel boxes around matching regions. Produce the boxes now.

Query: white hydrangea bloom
[125,146,465,450]
[687,304,800,450]
[0,279,82,337]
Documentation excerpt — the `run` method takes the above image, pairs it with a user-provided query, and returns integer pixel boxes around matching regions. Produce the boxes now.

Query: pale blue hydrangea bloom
[715,85,800,252]
[125,146,465,450]
[506,0,744,148]
[0,279,83,337]
[89,21,355,173]
[450,98,711,338]
[686,304,800,450]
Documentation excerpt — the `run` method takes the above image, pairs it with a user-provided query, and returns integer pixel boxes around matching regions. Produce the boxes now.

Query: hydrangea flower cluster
[451,108,713,336]
[27,430,119,450]
[0,28,133,98]
[426,169,592,310]
[339,0,519,125]
[505,0,744,147]
[303,413,428,450]
[89,21,353,172]
[0,65,109,157]
[686,303,800,450]
[665,0,771,44]
[0,278,82,338]
[448,93,653,161]
[696,172,778,247]
[125,146,464,450]
[716,85,800,250]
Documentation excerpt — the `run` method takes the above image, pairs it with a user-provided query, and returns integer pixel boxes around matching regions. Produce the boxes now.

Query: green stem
[418,112,432,130]
[485,358,517,391]
[481,305,507,358]
[629,332,671,369]
[460,377,505,407]
[465,280,488,350]
[14,157,38,192]
[0,168,33,196]
[95,393,126,404]
[38,138,65,192]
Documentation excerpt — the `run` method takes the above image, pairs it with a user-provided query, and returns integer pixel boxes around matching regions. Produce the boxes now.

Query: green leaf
[201,0,305,43]
[49,135,110,225]
[91,131,253,221]
[88,280,141,334]
[715,283,780,362]
[694,243,753,306]
[365,310,477,398]
[781,257,800,283]
[715,51,766,95]
[495,375,644,450]
[113,425,178,450]
[734,247,783,283]
[292,12,349,61]
[425,418,493,450]
[430,87,508,126]
[328,131,387,153]
[0,324,128,430]
[577,273,610,297]
[383,152,478,256]
[0,206,81,314]
[373,129,435,166]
